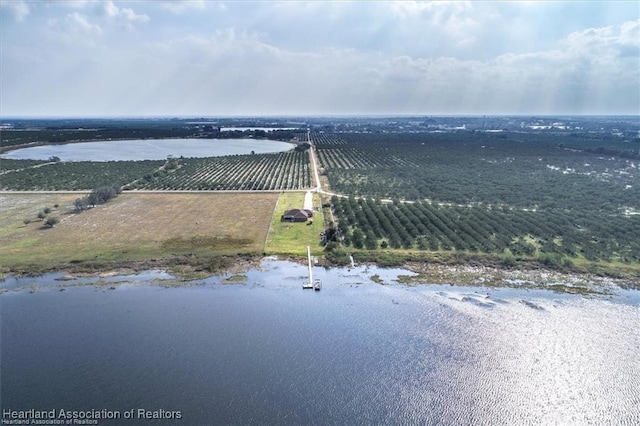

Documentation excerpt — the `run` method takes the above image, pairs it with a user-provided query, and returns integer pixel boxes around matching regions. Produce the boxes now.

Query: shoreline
[400,262,637,294]
[2,254,637,295]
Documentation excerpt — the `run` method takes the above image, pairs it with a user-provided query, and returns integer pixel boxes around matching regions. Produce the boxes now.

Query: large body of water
[2,260,639,425]
[0,138,295,162]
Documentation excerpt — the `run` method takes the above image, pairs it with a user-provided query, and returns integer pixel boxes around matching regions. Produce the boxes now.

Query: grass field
[2,192,637,287]
[0,192,278,273]
[265,192,325,256]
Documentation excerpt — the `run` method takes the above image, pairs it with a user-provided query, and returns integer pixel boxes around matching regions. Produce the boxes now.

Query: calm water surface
[2,260,639,425]
[0,138,295,161]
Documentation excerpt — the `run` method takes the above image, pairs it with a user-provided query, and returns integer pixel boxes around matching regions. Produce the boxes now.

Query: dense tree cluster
[163,155,180,170]
[0,128,196,148]
[315,132,639,213]
[331,196,640,263]
[294,142,311,152]
[74,186,122,212]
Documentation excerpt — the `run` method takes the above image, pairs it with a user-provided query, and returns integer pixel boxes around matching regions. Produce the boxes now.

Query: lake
[2,259,639,425]
[0,139,296,162]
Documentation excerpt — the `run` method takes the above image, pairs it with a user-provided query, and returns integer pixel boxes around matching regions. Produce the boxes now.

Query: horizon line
[2,113,639,120]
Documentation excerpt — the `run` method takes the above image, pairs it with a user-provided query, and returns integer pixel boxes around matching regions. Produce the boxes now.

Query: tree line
[74,186,122,212]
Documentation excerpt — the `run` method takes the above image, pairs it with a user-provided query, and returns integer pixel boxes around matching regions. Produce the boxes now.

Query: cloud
[389,1,480,45]
[1,2,638,116]
[160,0,210,14]
[565,19,640,61]
[248,1,492,60]
[0,0,29,21]
[46,12,103,39]
[50,0,95,9]
[102,0,149,28]
[65,12,103,36]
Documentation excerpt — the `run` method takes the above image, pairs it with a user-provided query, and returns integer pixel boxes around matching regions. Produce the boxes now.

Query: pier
[302,246,321,291]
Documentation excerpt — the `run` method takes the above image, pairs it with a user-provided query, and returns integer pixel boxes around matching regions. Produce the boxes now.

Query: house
[282,208,311,222]
[282,192,315,222]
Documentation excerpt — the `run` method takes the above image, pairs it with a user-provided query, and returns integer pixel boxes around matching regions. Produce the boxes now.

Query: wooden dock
[302,246,321,291]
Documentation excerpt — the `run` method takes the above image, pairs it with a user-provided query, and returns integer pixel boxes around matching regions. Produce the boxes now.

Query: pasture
[0,192,278,273]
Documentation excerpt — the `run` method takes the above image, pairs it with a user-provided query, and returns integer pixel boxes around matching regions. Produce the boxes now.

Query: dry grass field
[0,192,278,272]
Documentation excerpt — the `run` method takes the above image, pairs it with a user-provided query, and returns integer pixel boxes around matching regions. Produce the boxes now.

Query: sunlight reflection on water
[1,260,639,425]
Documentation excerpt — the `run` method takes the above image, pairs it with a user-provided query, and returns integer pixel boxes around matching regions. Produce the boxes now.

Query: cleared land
[265,192,325,256]
[0,192,278,273]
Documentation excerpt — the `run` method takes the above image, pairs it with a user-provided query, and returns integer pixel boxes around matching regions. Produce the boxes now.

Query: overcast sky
[1,1,638,117]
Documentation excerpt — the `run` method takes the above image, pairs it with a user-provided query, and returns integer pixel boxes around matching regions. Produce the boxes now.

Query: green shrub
[325,248,350,266]
[44,217,59,228]
[501,252,517,267]
[537,252,561,267]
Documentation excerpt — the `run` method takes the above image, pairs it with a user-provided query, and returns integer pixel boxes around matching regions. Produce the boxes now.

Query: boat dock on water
[303,246,321,291]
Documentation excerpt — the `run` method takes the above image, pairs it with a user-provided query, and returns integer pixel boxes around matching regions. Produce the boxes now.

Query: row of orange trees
[130,151,311,191]
[330,195,640,263]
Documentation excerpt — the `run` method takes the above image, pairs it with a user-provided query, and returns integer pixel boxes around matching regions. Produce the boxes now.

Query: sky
[1,0,639,117]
